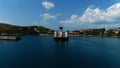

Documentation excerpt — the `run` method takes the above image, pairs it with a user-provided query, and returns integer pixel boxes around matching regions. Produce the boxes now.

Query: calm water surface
[0,36,120,68]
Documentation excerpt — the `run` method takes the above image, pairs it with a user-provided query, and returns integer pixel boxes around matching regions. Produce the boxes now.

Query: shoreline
[43,34,120,38]
[21,34,120,38]
[0,34,120,38]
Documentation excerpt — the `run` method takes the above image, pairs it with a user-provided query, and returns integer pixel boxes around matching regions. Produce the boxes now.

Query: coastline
[22,34,120,38]
[0,34,120,41]
[69,35,120,38]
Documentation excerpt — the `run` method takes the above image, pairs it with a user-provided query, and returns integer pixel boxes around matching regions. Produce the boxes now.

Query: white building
[54,27,68,38]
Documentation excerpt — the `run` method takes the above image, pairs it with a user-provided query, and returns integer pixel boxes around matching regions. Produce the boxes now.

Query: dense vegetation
[0,23,53,35]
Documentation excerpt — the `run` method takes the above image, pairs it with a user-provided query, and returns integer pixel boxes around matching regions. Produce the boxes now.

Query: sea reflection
[54,39,68,68]
[54,39,68,45]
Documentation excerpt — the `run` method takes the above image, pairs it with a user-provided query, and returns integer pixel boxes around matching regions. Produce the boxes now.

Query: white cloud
[41,1,55,10]
[60,3,120,28]
[60,14,78,23]
[40,13,56,20]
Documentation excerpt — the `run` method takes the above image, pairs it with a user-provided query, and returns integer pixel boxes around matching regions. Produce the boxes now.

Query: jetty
[0,34,21,41]
[54,27,69,40]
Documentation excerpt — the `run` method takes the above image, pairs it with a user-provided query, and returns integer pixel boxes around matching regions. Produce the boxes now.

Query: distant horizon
[0,0,120,30]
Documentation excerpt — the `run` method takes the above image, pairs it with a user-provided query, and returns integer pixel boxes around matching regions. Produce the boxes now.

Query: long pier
[0,35,21,41]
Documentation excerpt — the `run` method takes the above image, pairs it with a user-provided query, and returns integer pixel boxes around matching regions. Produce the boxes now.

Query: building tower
[59,26,63,37]
[59,26,63,31]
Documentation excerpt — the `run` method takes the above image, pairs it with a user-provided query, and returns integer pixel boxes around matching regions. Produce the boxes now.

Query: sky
[0,0,120,30]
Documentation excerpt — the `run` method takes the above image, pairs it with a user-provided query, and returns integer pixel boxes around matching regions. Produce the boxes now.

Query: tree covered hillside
[0,23,53,35]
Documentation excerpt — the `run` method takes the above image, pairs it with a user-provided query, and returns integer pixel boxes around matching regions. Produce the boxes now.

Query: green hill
[0,23,53,35]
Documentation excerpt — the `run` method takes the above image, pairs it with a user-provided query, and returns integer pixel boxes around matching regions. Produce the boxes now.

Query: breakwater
[0,36,21,40]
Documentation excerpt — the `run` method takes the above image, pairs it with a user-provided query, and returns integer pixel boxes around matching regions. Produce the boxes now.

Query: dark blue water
[0,36,120,68]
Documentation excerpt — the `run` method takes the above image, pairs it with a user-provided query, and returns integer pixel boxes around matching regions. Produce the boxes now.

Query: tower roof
[59,26,63,30]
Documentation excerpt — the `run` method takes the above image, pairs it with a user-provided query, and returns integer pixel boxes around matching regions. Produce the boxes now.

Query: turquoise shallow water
[0,36,120,68]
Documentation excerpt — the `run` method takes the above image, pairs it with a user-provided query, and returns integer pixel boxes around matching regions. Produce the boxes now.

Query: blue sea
[0,36,120,68]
